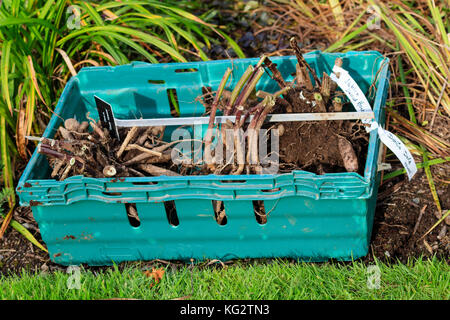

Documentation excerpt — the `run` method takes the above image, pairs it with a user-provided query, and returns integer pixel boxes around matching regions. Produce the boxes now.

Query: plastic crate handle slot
[164,201,179,226]
[212,200,227,225]
[253,200,267,225]
[125,203,140,227]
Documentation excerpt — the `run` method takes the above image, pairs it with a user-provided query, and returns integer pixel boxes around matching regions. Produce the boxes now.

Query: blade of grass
[420,210,449,240]
[216,30,246,58]
[9,217,48,252]
[383,157,450,180]
[329,0,345,28]
[422,151,441,213]
[0,117,14,206]
[57,25,187,62]
[1,40,13,115]
[26,55,48,107]
[0,207,13,239]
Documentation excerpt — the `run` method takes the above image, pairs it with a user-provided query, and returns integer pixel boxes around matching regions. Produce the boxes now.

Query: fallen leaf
[144,268,165,287]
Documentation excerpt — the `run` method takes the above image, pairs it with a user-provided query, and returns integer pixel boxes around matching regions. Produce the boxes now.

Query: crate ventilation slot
[212,200,227,226]
[175,68,198,73]
[167,89,180,117]
[125,203,140,227]
[253,200,267,225]
[148,80,165,84]
[164,201,179,226]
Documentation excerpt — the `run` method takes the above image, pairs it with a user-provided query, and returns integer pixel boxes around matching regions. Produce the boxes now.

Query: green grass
[1,258,448,300]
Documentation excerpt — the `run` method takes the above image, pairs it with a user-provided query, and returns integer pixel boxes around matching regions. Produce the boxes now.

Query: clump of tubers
[38,36,366,181]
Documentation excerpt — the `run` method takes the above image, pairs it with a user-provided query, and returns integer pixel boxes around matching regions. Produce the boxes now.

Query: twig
[86,112,105,139]
[412,205,427,235]
[117,126,139,158]
[205,68,232,170]
[138,164,181,176]
[125,144,163,157]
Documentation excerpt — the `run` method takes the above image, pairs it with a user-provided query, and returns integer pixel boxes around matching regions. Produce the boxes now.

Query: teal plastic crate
[17,51,389,266]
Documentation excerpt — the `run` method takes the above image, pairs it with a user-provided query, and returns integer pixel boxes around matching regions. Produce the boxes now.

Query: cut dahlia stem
[224,65,254,116]
[321,72,332,103]
[125,143,163,157]
[86,112,105,139]
[103,165,117,177]
[144,151,172,164]
[314,92,327,112]
[138,164,181,176]
[255,90,271,99]
[290,37,321,87]
[232,66,265,115]
[232,126,246,175]
[231,64,266,174]
[333,97,344,130]
[252,97,276,167]
[136,127,152,146]
[296,63,313,90]
[205,68,232,170]
[246,98,269,168]
[263,57,287,89]
[38,144,84,167]
[332,97,343,112]
[239,103,262,127]
[122,139,196,166]
[60,157,76,181]
[51,160,64,178]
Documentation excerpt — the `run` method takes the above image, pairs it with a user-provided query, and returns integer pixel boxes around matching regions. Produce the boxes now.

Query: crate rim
[17,51,389,204]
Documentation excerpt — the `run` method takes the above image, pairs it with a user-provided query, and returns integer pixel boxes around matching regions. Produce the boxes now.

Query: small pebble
[437,225,446,240]
[22,222,34,230]
[412,198,420,204]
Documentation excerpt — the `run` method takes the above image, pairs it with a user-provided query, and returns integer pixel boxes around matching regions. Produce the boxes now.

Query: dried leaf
[144,267,165,287]
[16,103,27,159]
[26,56,47,107]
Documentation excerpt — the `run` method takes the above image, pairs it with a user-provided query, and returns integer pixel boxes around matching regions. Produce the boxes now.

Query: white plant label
[330,65,417,180]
